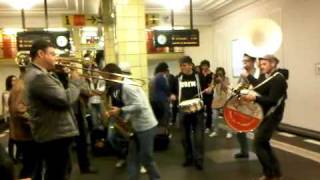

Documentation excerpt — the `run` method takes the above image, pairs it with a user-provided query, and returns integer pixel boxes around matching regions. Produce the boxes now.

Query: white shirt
[88,76,106,104]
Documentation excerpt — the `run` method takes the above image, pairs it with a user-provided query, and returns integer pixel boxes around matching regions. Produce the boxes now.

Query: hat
[119,62,131,75]
[243,53,256,61]
[259,54,279,63]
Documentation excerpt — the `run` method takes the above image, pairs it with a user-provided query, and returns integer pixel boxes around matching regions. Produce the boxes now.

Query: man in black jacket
[241,55,287,180]
[172,56,205,170]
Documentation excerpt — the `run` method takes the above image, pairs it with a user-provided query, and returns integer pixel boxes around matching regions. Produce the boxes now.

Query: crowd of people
[0,39,288,180]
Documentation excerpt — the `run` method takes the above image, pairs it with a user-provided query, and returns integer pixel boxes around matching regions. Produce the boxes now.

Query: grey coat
[24,63,80,143]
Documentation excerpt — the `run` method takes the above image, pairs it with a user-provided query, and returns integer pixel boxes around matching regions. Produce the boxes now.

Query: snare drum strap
[195,74,203,99]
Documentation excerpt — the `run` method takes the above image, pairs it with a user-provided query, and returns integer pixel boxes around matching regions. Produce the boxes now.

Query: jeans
[107,118,128,159]
[211,108,232,134]
[203,95,213,129]
[179,111,204,165]
[236,133,249,155]
[127,127,160,180]
[90,103,104,130]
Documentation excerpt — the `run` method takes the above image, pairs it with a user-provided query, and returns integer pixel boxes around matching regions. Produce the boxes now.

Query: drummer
[171,56,207,170]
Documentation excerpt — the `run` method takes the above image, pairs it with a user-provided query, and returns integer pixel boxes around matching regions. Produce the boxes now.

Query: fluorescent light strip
[304,139,320,146]
[277,132,296,138]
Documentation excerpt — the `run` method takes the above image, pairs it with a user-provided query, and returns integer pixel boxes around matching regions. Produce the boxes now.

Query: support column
[114,0,148,90]
[102,0,116,63]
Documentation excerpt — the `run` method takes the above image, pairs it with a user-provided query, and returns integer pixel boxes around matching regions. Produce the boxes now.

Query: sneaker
[194,163,203,170]
[80,167,98,174]
[182,160,193,167]
[115,160,126,168]
[209,131,218,137]
[234,153,249,159]
[205,128,210,134]
[226,132,233,139]
[140,166,147,174]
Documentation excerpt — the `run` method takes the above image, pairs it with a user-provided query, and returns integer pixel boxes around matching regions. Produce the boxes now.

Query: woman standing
[2,75,17,161]
[209,67,233,138]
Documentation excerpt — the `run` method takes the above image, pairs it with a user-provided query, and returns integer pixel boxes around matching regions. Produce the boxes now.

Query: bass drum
[223,95,264,132]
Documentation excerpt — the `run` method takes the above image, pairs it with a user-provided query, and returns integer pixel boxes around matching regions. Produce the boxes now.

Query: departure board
[17,31,71,51]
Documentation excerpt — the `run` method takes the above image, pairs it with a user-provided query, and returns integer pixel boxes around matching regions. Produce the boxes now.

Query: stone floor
[1,125,320,180]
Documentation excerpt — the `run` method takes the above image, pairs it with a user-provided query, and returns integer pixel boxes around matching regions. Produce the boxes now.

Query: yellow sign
[63,15,102,27]
[145,13,160,27]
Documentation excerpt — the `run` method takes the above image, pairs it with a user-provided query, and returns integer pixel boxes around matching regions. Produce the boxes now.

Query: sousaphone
[223,18,282,132]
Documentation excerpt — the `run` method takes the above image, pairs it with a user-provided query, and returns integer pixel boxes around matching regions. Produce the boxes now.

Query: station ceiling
[0,0,233,16]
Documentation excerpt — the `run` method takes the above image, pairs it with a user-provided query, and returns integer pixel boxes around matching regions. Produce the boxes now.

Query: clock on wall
[154,30,172,47]
[156,34,168,45]
[56,35,68,48]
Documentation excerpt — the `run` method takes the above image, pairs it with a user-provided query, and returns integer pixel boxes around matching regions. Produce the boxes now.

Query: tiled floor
[1,125,320,180]
[69,128,320,180]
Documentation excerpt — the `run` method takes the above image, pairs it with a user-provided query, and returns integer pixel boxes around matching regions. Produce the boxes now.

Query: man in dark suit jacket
[241,55,287,180]
[24,40,81,180]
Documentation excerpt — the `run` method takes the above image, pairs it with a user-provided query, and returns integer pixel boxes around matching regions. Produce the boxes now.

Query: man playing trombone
[24,40,82,180]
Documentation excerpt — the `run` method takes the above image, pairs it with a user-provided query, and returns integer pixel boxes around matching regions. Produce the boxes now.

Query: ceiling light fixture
[158,0,189,11]
[8,0,39,10]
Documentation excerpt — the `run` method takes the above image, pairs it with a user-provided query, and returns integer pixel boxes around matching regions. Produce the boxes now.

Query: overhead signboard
[154,29,200,47]
[17,31,71,51]
[63,15,102,27]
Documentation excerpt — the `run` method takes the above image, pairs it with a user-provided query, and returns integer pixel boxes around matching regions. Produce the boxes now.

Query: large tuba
[223,18,282,132]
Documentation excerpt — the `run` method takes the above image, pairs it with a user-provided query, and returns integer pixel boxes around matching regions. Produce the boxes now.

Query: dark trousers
[34,138,73,180]
[236,133,249,155]
[75,112,91,172]
[15,140,37,179]
[151,101,170,127]
[171,100,178,124]
[180,111,205,165]
[127,127,160,180]
[8,138,15,160]
[203,95,213,129]
[254,115,282,178]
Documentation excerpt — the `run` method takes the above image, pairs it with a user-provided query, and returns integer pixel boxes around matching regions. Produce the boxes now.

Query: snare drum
[179,98,204,113]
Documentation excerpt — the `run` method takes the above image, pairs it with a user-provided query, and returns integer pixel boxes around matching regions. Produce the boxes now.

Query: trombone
[55,58,145,87]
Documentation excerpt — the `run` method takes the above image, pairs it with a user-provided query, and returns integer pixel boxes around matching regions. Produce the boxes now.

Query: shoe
[234,153,249,159]
[115,159,126,168]
[80,167,98,174]
[205,128,210,134]
[140,166,147,174]
[209,131,217,137]
[255,175,276,180]
[182,160,193,167]
[194,163,203,170]
[226,132,233,139]
[273,176,283,180]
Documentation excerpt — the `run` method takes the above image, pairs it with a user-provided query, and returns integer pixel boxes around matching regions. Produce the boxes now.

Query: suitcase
[154,126,171,151]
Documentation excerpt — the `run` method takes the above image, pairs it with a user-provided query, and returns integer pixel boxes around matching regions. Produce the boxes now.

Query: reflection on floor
[69,127,320,180]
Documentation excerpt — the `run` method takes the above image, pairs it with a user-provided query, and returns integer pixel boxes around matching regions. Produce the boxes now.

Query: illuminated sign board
[154,29,199,47]
[17,31,71,51]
